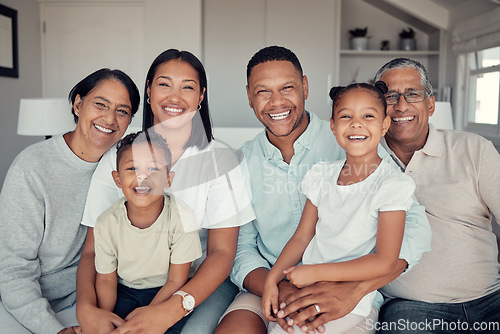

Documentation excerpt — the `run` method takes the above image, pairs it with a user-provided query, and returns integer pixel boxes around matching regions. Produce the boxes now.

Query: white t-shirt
[82,139,255,272]
[301,159,415,316]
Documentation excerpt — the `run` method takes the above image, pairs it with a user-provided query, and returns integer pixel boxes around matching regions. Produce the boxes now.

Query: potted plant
[349,27,369,51]
[399,27,416,51]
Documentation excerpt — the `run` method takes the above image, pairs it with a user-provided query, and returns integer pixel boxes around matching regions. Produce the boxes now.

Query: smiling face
[331,88,390,161]
[379,67,435,148]
[72,79,132,159]
[246,60,309,140]
[147,59,205,134]
[112,141,172,212]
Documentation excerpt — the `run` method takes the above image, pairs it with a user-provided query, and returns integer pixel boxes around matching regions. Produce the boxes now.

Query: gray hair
[373,58,433,96]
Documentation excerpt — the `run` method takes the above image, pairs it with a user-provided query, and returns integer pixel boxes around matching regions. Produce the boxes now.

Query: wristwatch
[173,290,195,316]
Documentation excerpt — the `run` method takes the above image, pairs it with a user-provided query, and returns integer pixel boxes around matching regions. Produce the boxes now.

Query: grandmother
[0,68,140,334]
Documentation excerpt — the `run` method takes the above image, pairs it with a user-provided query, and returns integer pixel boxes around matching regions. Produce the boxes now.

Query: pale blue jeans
[180,277,239,334]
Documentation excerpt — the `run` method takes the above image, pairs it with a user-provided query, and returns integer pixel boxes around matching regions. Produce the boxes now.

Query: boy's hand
[262,281,279,321]
[284,265,317,288]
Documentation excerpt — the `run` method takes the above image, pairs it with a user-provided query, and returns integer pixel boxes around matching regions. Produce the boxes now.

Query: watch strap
[174,290,194,316]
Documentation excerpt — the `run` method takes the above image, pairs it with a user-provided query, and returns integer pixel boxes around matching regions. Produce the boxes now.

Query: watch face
[184,295,195,310]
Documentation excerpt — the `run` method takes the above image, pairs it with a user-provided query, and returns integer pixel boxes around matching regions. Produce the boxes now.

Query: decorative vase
[399,38,416,51]
[350,37,369,51]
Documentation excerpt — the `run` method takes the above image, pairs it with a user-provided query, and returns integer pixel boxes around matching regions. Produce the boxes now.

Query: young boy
[94,131,201,332]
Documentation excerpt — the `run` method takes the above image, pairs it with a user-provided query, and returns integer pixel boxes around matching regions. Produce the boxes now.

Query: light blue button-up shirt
[231,112,431,308]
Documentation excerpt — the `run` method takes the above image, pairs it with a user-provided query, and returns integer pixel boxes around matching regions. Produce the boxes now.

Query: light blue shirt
[231,112,431,308]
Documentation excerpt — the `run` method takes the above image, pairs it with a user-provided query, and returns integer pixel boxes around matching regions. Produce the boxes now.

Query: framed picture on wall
[0,3,18,78]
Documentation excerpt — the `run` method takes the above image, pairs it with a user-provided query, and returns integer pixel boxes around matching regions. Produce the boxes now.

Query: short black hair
[246,46,303,82]
[115,130,172,171]
[329,81,389,118]
[68,68,140,123]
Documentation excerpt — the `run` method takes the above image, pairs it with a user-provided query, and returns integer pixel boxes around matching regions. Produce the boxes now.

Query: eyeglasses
[385,90,428,105]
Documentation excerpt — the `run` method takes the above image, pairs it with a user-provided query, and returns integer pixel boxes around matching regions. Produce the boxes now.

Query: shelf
[340,49,440,56]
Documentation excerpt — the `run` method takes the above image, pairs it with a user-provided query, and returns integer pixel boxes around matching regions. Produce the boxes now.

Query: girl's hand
[261,282,280,322]
[284,265,318,288]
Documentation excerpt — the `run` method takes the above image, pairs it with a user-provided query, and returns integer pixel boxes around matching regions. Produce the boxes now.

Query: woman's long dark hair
[142,49,213,149]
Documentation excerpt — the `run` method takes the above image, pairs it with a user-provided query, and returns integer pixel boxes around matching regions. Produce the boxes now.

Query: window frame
[460,50,500,144]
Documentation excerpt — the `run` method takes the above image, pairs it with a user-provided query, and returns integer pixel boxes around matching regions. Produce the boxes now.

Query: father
[374,58,500,333]
[215,46,431,334]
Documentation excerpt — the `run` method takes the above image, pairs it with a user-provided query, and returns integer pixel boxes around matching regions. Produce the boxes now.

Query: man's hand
[58,327,79,334]
[278,281,363,333]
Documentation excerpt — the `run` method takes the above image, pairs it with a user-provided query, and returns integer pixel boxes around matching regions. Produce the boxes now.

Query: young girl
[262,81,416,333]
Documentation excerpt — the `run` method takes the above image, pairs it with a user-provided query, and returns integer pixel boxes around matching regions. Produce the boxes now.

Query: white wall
[0,0,202,188]
[142,0,202,66]
[204,0,338,126]
[0,0,42,189]
[1,0,498,188]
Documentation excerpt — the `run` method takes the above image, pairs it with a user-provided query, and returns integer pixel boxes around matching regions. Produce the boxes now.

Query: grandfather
[374,58,500,333]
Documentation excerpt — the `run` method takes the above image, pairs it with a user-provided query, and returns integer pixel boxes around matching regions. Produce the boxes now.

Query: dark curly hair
[329,81,388,118]
[115,130,172,171]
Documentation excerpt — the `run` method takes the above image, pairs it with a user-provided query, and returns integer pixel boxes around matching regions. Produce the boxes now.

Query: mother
[0,69,140,334]
[76,49,255,334]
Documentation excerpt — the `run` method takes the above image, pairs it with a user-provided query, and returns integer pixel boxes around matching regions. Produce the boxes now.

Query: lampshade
[430,101,454,130]
[17,98,75,136]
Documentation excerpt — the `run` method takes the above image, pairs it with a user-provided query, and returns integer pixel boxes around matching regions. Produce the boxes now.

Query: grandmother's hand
[77,304,124,334]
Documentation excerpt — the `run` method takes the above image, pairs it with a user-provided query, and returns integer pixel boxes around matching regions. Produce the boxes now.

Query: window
[464,46,500,137]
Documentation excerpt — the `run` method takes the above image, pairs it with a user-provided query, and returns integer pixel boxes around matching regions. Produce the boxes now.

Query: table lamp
[430,101,454,130]
[17,98,75,139]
